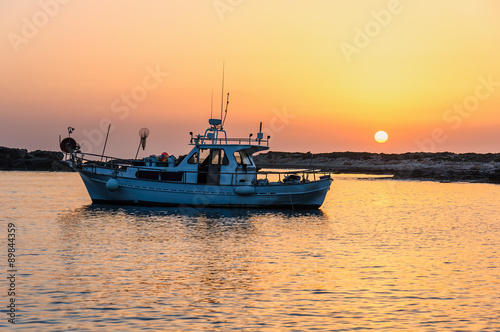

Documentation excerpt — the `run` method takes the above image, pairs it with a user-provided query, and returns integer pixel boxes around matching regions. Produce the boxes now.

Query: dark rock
[30,150,64,161]
[488,169,500,183]
[0,146,73,171]
[254,151,500,184]
[0,146,28,160]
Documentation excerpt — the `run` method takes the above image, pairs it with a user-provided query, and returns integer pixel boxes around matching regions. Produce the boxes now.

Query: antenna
[222,92,229,128]
[257,121,263,144]
[220,62,225,121]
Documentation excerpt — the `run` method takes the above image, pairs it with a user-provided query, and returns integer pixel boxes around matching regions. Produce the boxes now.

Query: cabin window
[199,149,210,165]
[160,172,184,181]
[136,170,160,180]
[210,149,229,166]
[234,152,242,165]
[234,150,252,166]
[187,152,198,164]
[211,150,221,165]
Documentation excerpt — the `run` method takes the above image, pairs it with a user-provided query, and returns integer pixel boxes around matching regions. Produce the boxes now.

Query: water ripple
[0,172,499,331]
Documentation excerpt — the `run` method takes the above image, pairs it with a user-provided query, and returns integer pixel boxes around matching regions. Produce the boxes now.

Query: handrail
[191,137,270,146]
[71,152,332,185]
[68,151,129,163]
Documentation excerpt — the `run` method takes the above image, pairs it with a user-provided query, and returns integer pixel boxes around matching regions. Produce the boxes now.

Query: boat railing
[127,168,331,185]
[191,137,270,146]
[68,151,139,168]
[254,169,331,183]
[70,152,331,184]
[190,124,270,146]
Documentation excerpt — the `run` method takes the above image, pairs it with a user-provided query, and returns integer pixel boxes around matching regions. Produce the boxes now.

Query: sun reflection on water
[1,172,499,331]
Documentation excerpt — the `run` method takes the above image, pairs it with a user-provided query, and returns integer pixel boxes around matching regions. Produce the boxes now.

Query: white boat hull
[78,170,332,209]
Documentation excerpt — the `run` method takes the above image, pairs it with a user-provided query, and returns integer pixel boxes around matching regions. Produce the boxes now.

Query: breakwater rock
[254,151,500,184]
[0,146,74,171]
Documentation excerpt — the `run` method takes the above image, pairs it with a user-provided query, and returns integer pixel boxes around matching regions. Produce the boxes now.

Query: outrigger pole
[135,141,141,160]
[100,123,111,161]
[135,128,150,159]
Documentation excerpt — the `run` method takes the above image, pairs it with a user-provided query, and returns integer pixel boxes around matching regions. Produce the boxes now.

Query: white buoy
[234,186,255,196]
[106,178,120,192]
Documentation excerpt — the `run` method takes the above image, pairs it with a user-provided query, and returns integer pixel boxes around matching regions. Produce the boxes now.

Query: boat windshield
[187,152,198,164]
[234,150,252,166]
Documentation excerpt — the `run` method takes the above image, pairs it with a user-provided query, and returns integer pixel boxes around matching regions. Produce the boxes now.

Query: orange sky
[1,0,500,157]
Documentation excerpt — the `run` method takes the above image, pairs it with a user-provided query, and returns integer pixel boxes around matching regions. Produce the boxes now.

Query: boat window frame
[234,150,253,166]
[222,150,229,166]
[209,148,229,166]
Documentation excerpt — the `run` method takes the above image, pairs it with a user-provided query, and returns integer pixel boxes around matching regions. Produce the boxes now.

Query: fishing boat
[59,118,332,209]
[59,74,332,210]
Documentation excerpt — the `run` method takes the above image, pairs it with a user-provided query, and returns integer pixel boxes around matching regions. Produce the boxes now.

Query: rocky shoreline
[254,151,500,184]
[0,146,74,172]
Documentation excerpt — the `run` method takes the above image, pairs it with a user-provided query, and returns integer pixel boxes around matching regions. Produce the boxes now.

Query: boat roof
[196,143,269,154]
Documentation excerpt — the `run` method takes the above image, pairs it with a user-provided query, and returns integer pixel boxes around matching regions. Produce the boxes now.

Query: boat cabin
[132,119,269,186]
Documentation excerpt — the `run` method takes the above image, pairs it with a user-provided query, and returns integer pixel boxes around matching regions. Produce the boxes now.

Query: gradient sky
[1,0,500,157]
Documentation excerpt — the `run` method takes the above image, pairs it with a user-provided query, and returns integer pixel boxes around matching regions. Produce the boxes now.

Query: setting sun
[375,131,388,143]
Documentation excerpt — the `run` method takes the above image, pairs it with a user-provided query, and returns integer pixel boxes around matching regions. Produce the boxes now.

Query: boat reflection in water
[55,204,330,320]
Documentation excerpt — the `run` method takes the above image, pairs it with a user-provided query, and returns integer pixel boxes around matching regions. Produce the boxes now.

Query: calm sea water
[1,171,499,331]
